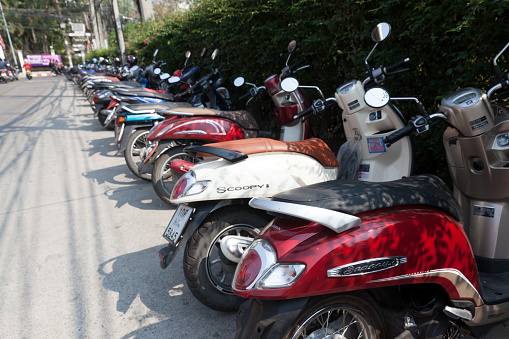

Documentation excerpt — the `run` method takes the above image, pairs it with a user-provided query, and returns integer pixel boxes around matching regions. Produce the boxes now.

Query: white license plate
[163,204,194,245]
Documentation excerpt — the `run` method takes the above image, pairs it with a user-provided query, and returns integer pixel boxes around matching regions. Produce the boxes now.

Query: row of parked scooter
[73,23,509,338]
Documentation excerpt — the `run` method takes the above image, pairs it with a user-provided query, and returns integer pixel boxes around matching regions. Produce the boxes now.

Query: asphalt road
[0,76,235,338]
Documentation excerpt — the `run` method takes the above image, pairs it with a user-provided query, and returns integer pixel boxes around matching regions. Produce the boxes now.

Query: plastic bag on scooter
[337,137,362,180]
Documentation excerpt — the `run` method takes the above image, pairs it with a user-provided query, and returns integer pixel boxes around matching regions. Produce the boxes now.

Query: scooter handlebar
[384,58,410,74]
[384,123,414,147]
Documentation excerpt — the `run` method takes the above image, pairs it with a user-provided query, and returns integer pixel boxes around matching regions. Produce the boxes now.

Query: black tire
[151,145,199,205]
[97,110,108,127]
[183,205,273,311]
[97,110,115,130]
[124,129,151,181]
[285,293,386,339]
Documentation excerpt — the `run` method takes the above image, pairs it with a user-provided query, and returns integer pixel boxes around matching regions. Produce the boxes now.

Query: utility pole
[88,0,102,49]
[112,0,126,64]
[0,0,19,68]
[55,0,73,67]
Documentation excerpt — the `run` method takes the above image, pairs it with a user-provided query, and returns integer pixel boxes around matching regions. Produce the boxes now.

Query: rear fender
[237,207,481,304]
[138,140,176,174]
[159,201,222,268]
[151,116,245,143]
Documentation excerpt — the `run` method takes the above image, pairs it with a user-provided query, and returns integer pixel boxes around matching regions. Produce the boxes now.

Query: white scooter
[159,23,416,311]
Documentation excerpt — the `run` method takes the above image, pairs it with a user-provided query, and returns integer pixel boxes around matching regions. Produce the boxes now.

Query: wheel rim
[292,305,373,339]
[205,224,259,294]
[128,131,149,168]
[158,152,198,196]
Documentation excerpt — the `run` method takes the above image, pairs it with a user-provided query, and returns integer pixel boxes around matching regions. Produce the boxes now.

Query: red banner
[0,33,5,49]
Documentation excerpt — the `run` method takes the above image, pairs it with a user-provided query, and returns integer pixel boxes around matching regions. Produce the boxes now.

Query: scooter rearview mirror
[211,49,219,60]
[153,49,159,58]
[130,65,139,72]
[168,75,180,84]
[281,77,299,93]
[364,87,390,108]
[371,22,391,43]
[160,73,170,80]
[288,40,297,53]
[200,47,207,58]
[234,77,245,87]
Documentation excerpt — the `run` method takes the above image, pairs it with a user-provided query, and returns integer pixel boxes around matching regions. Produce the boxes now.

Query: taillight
[171,175,189,199]
[234,248,262,290]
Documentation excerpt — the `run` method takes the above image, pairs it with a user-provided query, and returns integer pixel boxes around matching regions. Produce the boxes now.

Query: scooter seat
[158,107,259,131]
[113,88,176,101]
[92,81,141,89]
[200,138,339,168]
[121,102,193,113]
[271,174,463,221]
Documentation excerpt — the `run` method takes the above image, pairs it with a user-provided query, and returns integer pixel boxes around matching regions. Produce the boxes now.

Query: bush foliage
[116,0,509,179]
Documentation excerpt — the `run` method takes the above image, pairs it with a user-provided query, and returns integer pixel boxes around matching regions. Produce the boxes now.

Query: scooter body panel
[336,80,414,182]
[170,153,338,204]
[147,116,245,143]
[234,207,481,304]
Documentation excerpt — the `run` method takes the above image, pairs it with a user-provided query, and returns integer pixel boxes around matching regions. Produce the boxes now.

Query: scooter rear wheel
[151,146,199,205]
[183,205,272,311]
[124,129,151,181]
[286,294,385,339]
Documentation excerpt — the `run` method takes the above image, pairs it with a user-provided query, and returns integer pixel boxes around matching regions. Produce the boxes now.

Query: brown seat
[159,107,259,131]
[200,138,339,168]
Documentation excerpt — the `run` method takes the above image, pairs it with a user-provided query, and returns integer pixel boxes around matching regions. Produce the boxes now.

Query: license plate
[163,204,194,245]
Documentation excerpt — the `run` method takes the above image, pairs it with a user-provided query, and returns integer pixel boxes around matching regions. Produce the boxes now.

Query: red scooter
[232,36,509,338]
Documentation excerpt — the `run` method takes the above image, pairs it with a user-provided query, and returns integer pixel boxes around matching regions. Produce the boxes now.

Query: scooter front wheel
[151,146,199,205]
[286,294,385,339]
[124,129,151,181]
[183,205,272,311]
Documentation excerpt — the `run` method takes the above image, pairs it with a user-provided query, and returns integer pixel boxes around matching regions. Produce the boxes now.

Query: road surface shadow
[98,246,235,338]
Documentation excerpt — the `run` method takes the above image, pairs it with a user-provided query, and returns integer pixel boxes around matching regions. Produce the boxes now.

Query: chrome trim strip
[369,268,483,306]
[155,109,194,116]
[249,197,361,233]
[328,256,407,277]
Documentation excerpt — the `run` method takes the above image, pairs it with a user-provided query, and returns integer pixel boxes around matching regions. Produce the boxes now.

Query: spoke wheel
[288,295,385,339]
[151,145,199,205]
[124,129,151,181]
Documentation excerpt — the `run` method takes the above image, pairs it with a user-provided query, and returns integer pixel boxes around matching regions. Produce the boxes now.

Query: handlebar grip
[384,58,410,74]
[289,59,304,71]
[293,106,314,120]
[384,123,414,146]
[239,92,251,101]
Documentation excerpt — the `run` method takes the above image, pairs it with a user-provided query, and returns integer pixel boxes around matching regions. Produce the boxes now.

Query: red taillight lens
[234,249,262,291]
[171,177,188,199]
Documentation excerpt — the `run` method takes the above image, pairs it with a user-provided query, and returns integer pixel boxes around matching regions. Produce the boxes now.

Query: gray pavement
[0,77,235,338]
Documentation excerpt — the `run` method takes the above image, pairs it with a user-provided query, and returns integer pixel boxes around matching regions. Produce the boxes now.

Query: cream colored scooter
[159,23,417,312]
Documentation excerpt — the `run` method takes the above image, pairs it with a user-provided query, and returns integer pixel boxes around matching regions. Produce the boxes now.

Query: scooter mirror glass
[130,65,139,72]
[168,75,180,84]
[154,68,161,75]
[281,77,299,92]
[371,22,391,43]
[160,73,170,80]
[211,49,219,60]
[153,49,159,58]
[288,40,297,53]
[364,87,390,108]
[234,77,245,87]
[186,51,191,59]
[200,47,207,58]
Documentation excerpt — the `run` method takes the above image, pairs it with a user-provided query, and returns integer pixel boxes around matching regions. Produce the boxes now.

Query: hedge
[113,0,509,182]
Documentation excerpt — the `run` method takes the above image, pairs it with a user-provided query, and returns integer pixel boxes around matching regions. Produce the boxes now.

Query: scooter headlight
[233,239,305,292]
[170,171,210,200]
